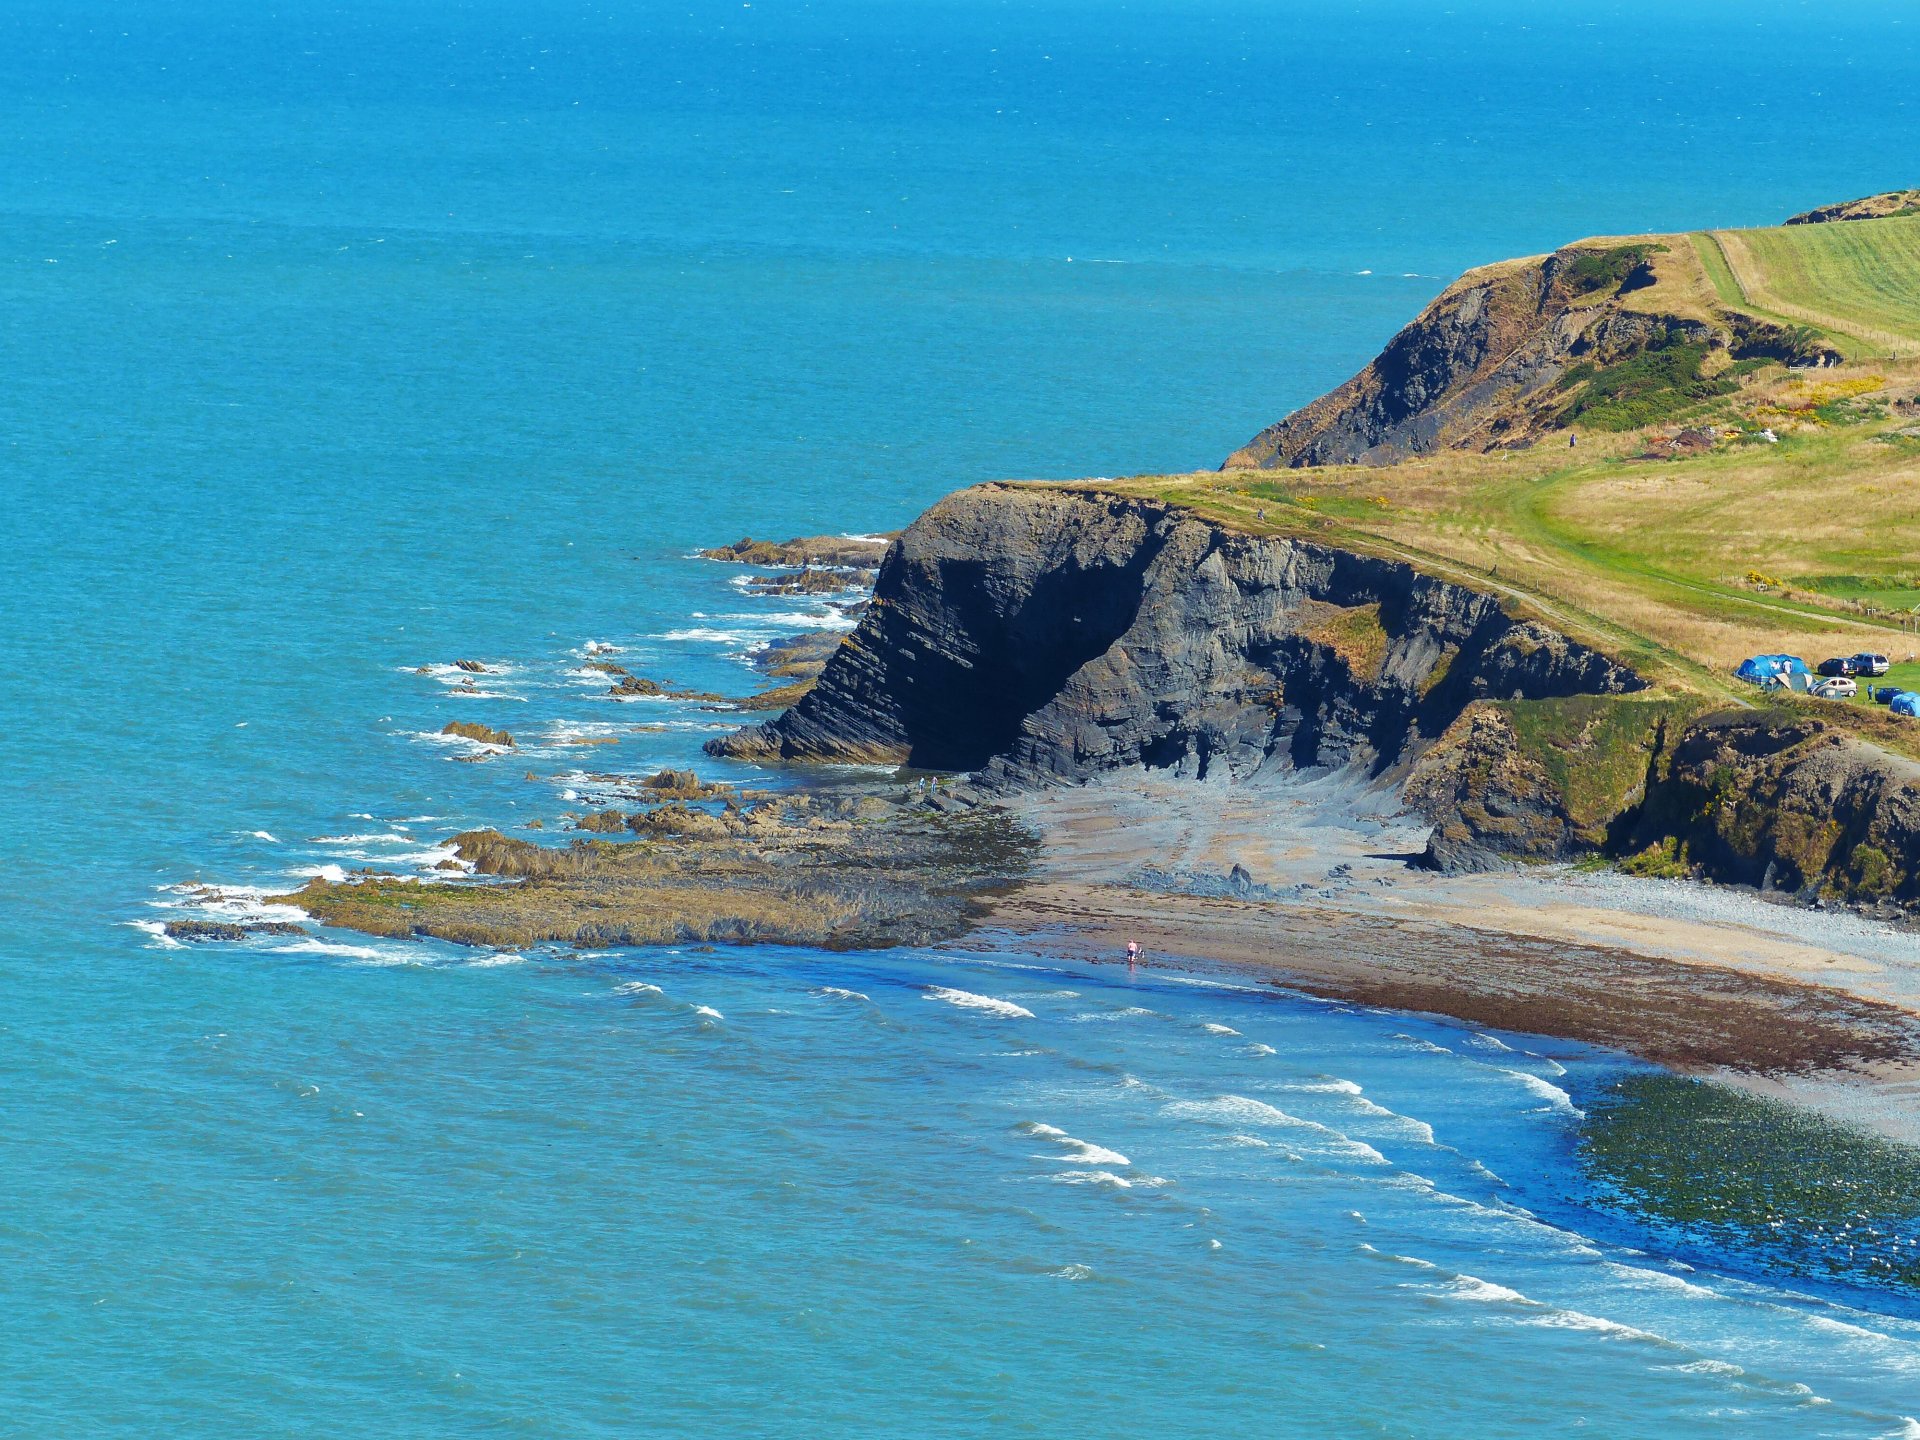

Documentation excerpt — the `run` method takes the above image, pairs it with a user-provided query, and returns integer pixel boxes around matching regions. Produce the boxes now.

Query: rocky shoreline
[245,492,1920,1128]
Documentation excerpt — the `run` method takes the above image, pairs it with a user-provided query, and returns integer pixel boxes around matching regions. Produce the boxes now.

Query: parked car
[1817,657,1859,677]
[1872,686,1912,707]
[1852,653,1891,676]
[1812,677,1858,700]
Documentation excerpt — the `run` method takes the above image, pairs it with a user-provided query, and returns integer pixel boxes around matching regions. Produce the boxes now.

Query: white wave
[1164,1095,1303,1128]
[840,533,891,544]
[1600,1262,1720,1301]
[1393,1034,1454,1055]
[721,609,856,631]
[1523,1309,1665,1343]
[1662,1359,1745,1379]
[694,1005,723,1020]
[248,830,278,842]
[1019,1122,1130,1168]
[465,954,523,968]
[445,689,523,702]
[1501,1069,1585,1118]
[292,864,350,884]
[1050,1263,1095,1280]
[1166,1096,1387,1165]
[269,938,416,963]
[1280,1078,1364,1095]
[1050,1170,1136,1189]
[1068,1006,1156,1023]
[312,832,414,846]
[812,986,870,1002]
[1202,1023,1241,1036]
[1162,976,1265,993]
[924,986,1033,1019]
[1247,1043,1277,1056]
[125,919,185,950]
[408,729,508,752]
[1444,1275,1530,1305]
[1467,1032,1514,1052]
[614,981,664,996]
[580,640,622,656]
[659,627,749,643]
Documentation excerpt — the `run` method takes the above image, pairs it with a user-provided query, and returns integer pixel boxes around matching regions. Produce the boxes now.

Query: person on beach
[1126,940,1140,968]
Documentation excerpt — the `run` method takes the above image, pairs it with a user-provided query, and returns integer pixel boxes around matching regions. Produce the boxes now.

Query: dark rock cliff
[708,484,1642,786]
[1222,240,1819,470]
[1625,712,1920,906]
[708,484,1920,910]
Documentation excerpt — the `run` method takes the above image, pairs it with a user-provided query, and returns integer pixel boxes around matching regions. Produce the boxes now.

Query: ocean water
[6,0,1920,1432]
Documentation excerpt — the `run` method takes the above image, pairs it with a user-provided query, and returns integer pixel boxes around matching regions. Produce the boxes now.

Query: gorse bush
[1561,337,1736,431]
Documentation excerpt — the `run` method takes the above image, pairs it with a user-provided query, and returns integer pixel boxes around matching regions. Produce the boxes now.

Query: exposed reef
[278,788,1035,951]
[164,919,308,943]
[699,534,892,568]
[442,720,516,748]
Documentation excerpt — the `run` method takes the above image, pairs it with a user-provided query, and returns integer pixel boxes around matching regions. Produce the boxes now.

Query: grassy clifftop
[1227,203,1920,472]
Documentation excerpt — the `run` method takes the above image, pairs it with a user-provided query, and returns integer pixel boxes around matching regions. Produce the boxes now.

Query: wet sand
[971,770,1920,1141]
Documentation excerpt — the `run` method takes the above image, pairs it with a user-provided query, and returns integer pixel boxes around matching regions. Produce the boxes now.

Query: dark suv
[1818,657,1859,677]
[1852,653,1891,677]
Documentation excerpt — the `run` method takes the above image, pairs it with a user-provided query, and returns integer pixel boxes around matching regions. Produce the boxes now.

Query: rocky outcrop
[1413,701,1920,908]
[707,485,1642,785]
[1223,238,1820,469]
[1785,190,1920,226]
[1622,712,1920,906]
[699,534,892,568]
[1224,246,1694,467]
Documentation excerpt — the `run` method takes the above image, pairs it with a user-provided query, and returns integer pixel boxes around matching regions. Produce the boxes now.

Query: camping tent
[1735,654,1811,685]
[1892,692,1920,718]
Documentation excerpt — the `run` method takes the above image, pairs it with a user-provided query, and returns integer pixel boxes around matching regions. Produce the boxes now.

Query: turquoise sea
[7,1,1920,1433]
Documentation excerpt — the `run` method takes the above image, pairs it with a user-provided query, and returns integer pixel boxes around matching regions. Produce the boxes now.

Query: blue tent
[1892,692,1920,718]
[1734,654,1811,684]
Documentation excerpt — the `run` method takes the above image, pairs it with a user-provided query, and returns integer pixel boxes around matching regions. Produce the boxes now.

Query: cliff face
[1222,240,1817,470]
[1785,189,1920,225]
[1406,702,1920,907]
[708,484,1920,910]
[708,485,1642,786]
[1627,713,1920,905]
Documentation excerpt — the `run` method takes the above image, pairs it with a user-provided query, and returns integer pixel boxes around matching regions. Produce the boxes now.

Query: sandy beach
[973,769,1920,1141]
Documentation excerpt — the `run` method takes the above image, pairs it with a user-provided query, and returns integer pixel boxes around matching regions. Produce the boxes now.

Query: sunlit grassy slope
[1707,215,1920,360]
[1056,209,1920,751]
[1067,360,1920,749]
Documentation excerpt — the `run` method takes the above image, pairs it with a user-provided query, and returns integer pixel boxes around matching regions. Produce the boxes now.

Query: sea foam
[924,986,1033,1019]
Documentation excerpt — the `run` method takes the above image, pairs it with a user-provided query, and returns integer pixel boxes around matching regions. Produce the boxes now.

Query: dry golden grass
[1064,355,1920,746]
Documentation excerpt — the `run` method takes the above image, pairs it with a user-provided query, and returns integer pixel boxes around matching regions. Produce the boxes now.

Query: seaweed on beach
[1578,1073,1920,1295]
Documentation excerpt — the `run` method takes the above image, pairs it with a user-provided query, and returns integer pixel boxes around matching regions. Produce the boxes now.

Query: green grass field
[1710,215,1920,359]
[1083,203,1920,756]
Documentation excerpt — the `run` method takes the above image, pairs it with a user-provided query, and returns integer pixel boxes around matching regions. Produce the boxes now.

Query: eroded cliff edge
[708,482,1640,787]
[1221,239,1825,469]
[710,484,1920,912]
